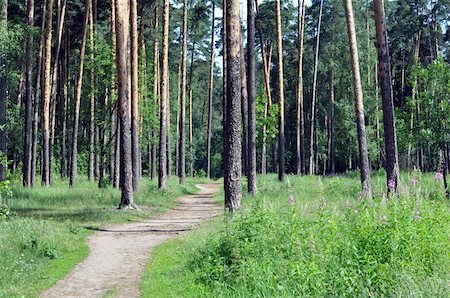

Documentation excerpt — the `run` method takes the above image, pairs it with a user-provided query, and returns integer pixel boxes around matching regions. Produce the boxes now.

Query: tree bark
[115,0,137,208]
[296,0,306,175]
[247,0,256,194]
[326,68,335,174]
[151,1,159,181]
[240,37,248,178]
[188,44,195,177]
[224,0,242,213]
[23,0,34,186]
[276,0,285,182]
[31,0,47,186]
[158,0,169,189]
[0,0,6,182]
[41,0,54,186]
[343,0,372,198]
[206,2,215,179]
[178,0,187,183]
[374,0,400,194]
[309,0,323,175]
[130,0,140,191]
[69,1,90,188]
[87,0,95,182]
[222,0,227,175]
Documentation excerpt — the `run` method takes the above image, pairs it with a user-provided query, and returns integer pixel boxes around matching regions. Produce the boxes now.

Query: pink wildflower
[435,172,444,181]
[288,194,295,205]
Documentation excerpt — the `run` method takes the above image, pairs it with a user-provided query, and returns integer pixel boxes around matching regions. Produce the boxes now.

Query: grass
[0,175,209,298]
[141,171,450,297]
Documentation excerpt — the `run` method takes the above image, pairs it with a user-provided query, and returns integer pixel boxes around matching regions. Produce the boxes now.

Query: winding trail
[41,183,222,298]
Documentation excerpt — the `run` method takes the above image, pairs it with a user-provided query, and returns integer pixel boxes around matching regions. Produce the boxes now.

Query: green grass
[141,171,450,297]
[0,175,210,298]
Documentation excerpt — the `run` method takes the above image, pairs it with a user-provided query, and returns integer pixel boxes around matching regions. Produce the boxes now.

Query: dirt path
[40,183,222,298]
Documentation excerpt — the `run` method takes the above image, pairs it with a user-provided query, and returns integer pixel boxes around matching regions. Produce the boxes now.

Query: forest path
[40,183,222,298]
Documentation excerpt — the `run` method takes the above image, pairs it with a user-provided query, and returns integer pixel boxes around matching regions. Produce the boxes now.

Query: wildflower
[414,209,421,221]
[410,177,417,186]
[435,172,444,181]
[288,194,295,205]
[378,213,387,224]
[387,179,396,189]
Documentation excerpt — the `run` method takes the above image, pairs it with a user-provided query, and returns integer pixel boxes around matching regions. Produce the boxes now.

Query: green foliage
[142,173,450,297]
[255,92,279,143]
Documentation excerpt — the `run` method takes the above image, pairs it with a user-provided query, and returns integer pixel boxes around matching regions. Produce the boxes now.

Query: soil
[40,183,222,298]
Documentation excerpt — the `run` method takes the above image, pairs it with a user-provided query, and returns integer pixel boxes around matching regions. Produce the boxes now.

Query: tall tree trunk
[69,1,90,188]
[296,0,306,175]
[109,0,117,184]
[158,0,169,189]
[0,0,6,182]
[115,0,137,208]
[130,0,140,191]
[60,31,69,179]
[343,0,372,198]
[247,0,256,194]
[309,0,323,175]
[41,0,54,186]
[222,0,227,176]
[224,0,242,213]
[88,0,95,182]
[188,44,195,177]
[240,38,248,178]
[206,2,215,179]
[326,68,335,174]
[374,0,400,194]
[23,0,34,186]
[151,1,159,181]
[275,0,285,182]
[31,0,48,186]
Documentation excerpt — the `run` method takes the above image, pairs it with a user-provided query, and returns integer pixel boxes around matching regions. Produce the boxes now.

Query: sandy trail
[40,183,222,298]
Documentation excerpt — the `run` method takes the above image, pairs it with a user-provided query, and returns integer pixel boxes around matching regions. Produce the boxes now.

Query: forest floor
[39,183,222,298]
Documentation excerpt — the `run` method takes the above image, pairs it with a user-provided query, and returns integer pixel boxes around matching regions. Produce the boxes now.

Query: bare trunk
[88,0,95,182]
[158,0,169,189]
[130,0,140,191]
[276,0,285,182]
[247,0,256,194]
[0,0,6,182]
[115,0,137,208]
[224,0,242,213]
[188,44,195,177]
[343,0,372,197]
[296,0,306,175]
[327,68,335,174]
[69,1,89,188]
[240,38,248,178]
[374,0,400,194]
[309,0,323,175]
[41,0,54,186]
[206,2,215,179]
[23,0,34,186]
[151,2,159,182]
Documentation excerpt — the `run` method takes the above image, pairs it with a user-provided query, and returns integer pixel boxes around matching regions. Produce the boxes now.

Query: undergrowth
[143,172,450,297]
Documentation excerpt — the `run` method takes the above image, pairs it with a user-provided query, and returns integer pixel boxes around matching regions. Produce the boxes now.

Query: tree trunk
[69,1,89,188]
[151,1,159,181]
[41,0,54,186]
[224,0,242,213]
[130,0,140,191]
[109,0,117,185]
[23,0,34,186]
[222,0,227,175]
[247,0,256,194]
[115,0,137,208]
[60,31,69,179]
[206,2,215,179]
[0,0,6,182]
[88,0,95,182]
[188,44,195,177]
[31,0,48,186]
[275,0,285,182]
[309,0,323,175]
[296,0,306,175]
[327,69,335,174]
[343,0,372,198]
[159,0,169,189]
[374,0,400,194]
[240,38,248,178]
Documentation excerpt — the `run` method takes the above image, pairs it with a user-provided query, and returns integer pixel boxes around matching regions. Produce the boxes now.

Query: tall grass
[142,172,450,297]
